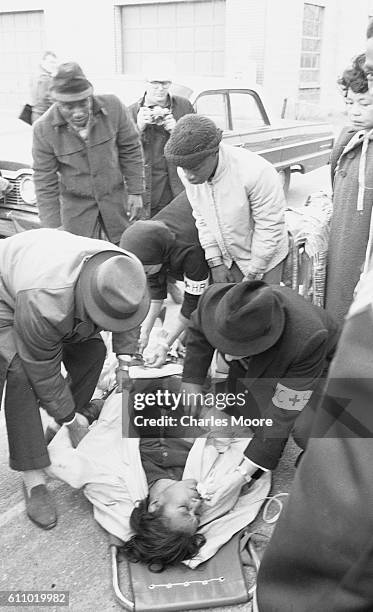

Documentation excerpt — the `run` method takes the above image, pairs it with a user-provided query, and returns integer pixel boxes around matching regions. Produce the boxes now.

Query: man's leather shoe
[22,483,57,530]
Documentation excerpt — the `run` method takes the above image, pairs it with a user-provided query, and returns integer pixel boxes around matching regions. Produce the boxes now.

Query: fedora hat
[200,281,285,357]
[77,250,150,332]
[51,62,93,102]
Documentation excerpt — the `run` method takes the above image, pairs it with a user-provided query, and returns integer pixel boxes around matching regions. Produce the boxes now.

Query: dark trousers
[4,337,106,472]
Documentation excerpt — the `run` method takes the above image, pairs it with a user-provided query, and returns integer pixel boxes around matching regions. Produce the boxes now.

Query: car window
[194,93,229,131]
[229,92,266,131]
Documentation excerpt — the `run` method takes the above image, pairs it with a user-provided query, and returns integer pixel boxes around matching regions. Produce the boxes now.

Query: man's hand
[211,264,235,284]
[204,467,246,510]
[0,177,14,195]
[137,106,153,131]
[116,367,132,393]
[143,343,169,368]
[164,113,176,132]
[127,194,144,222]
[180,381,204,417]
[66,413,89,448]
[138,330,150,354]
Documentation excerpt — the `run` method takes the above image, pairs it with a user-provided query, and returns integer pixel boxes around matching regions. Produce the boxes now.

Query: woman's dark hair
[338,53,368,97]
[121,497,206,572]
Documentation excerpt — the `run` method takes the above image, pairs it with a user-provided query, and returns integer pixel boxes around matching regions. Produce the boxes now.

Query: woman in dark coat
[326,54,373,324]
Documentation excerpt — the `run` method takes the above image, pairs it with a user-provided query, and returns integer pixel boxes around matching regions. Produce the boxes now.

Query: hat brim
[52,85,93,102]
[78,250,150,333]
[200,284,285,357]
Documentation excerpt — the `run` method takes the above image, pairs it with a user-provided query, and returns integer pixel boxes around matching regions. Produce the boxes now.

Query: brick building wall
[0,0,371,115]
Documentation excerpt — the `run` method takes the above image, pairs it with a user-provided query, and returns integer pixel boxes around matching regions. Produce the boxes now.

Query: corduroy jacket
[33,95,144,244]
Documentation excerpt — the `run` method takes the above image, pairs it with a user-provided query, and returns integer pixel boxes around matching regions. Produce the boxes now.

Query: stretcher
[104,386,274,611]
[109,529,261,611]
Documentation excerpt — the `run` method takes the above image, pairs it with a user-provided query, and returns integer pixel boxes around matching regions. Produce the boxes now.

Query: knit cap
[164,114,222,169]
[119,221,174,265]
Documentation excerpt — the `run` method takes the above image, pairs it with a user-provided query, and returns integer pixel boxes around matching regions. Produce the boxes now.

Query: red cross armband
[272,383,312,411]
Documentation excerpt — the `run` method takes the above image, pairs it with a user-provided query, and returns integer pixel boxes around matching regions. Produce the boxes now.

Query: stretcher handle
[110,544,135,611]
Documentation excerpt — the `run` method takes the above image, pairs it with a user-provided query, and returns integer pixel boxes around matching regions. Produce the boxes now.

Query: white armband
[184,275,209,296]
[272,383,312,411]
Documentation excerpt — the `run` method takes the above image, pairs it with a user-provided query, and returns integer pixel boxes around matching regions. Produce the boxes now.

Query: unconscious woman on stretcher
[47,377,271,572]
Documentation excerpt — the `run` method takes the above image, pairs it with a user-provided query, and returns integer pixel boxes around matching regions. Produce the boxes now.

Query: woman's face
[346,89,373,130]
[156,479,203,533]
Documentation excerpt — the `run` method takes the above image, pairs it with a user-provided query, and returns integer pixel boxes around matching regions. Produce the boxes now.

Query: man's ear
[148,498,161,513]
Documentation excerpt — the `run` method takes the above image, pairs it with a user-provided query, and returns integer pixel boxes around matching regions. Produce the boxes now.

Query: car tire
[278,168,291,196]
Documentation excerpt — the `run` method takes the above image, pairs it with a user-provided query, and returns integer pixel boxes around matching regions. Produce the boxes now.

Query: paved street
[0,165,331,612]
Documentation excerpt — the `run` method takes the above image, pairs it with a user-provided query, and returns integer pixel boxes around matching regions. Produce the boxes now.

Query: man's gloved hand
[211,264,235,284]
[180,382,204,417]
[137,106,153,131]
[66,413,89,448]
[127,194,144,222]
[164,113,176,132]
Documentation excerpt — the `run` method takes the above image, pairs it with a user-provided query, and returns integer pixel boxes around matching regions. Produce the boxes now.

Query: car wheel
[278,168,291,196]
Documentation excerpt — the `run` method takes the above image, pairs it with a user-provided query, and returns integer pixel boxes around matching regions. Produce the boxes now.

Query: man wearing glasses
[129,64,194,219]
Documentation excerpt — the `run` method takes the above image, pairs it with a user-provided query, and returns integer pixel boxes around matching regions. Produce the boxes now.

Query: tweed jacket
[0,229,138,422]
[129,94,194,213]
[178,143,289,278]
[183,286,340,470]
[33,95,144,244]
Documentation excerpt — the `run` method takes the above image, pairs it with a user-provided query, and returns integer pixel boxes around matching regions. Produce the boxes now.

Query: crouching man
[181,281,340,477]
[0,228,149,529]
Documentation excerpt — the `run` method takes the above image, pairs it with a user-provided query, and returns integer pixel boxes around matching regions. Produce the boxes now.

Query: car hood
[0,117,33,169]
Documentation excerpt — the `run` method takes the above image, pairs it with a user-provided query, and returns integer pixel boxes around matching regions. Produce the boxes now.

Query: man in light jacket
[164,114,289,284]
[33,62,145,243]
[0,229,149,530]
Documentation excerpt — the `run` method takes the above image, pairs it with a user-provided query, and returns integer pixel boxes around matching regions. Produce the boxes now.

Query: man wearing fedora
[181,282,340,477]
[33,62,145,244]
[0,228,149,529]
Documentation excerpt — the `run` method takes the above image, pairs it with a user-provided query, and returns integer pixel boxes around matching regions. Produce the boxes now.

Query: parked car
[0,116,37,238]
[0,76,334,238]
[170,77,334,194]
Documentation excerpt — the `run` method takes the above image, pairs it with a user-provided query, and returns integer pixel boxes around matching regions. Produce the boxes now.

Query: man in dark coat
[255,266,373,612]
[0,228,149,530]
[33,63,145,244]
[120,190,209,365]
[181,282,340,475]
[128,68,194,219]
